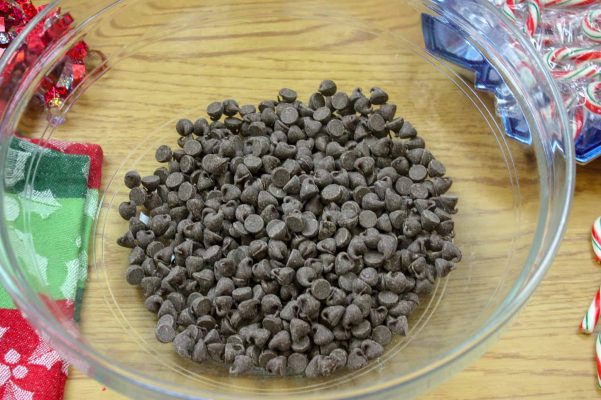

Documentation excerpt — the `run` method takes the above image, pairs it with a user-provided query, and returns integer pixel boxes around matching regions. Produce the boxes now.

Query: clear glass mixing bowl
[0,0,574,399]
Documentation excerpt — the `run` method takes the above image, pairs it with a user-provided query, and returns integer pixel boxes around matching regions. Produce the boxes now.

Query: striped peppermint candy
[595,333,601,387]
[581,287,601,333]
[543,0,599,6]
[593,216,601,262]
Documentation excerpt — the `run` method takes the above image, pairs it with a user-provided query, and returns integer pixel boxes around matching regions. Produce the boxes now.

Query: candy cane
[596,334,601,387]
[544,47,601,80]
[583,9,601,43]
[593,216,601,262]
[525,0,542,37]
[571,104,585,139]
[584,81,601,114]
[581,287,601,333]
[580,216,601,333]
[543,0,599,6]
[545,47,601,66]
[505,0,542,37]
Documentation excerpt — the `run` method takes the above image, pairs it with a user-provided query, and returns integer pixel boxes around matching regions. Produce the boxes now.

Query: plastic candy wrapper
[423,1,601,163]
[0,0,101,124]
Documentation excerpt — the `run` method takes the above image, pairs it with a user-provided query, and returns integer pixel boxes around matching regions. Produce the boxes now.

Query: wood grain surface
[18,0,597,398]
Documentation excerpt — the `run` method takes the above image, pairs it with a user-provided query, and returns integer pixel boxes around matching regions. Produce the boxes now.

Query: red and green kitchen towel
[0,136,103,400]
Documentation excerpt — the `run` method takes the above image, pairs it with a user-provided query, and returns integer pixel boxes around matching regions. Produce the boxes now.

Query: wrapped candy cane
[542,0,599,6]
[583,9,601,43]
[585,81,601,114]
[504,0,542,37]
[545,47,601,65]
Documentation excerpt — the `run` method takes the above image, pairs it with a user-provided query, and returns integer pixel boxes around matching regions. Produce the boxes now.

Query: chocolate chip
[156,315,176,343]
[124,170,141,189]
[176,119,194,136]
[367,113,386,135]
[358,210,377,229]
[207,101,224,120]
[369,87,389,105]
[346,348,368,370]
[313,107,331,123]
[230,355,253,375]
[318,80,337,96]
[311,279,331,300]
[287,353,308,375]
[408,164,427,182]
[119,201,137,220]
[125,265,144,285]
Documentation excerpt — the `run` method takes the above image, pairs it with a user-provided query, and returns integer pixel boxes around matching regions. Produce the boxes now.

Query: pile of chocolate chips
[117,80,461,377]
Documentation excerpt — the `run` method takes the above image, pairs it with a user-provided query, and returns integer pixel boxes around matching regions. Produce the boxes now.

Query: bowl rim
[0,0,575,398]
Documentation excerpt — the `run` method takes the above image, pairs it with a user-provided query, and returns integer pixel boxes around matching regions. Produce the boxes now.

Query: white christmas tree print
[4,148,31,188]
[13,230,48,287]
[19,189,61,219]
[4,196,19,223]
[60,259,80,300]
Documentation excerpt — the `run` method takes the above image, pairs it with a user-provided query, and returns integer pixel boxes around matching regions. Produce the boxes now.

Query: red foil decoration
[0,0,91,109]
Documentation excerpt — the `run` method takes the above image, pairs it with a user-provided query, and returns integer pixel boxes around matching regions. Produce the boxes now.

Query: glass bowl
[0,0,574,399]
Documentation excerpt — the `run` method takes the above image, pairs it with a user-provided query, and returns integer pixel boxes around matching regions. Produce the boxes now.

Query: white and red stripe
[581,287,601,333]
[593,216,601,262]
[596,333,601,387]
[583,9,601,42]
[543,0,598,6]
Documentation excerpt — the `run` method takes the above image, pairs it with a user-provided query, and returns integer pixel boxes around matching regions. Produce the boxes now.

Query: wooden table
[17,0,595,398]
[64,158,601,398]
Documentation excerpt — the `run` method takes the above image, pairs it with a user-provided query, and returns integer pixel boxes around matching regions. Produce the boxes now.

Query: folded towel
[0,137,103,400]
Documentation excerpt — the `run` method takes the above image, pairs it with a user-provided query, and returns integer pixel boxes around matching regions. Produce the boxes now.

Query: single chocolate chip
[280,107,299,125]
[279,88,298,103]
[125,265,144,285]
[398,121,417,138]
[311,278,331,300]
[244,214,264,234]
[395,176,413,196]
[346,348,368,370]
[182,139,202,157]
[155,315,176,343]
[268,330,291,352]
[378,103,397,121]
[155,145,173,163]
[207,101,224,120]
[222,99,240,117]
[313,324,335,346]
[354,97,372,115]
[319,80,337,96]
[358,210,377,229]
[230,354,253,375]
[287,353,308,375]
[367,113,386,134]
[331,92,349,110]
[326,119,346,139]
[124,170,141,189]
[119,201,137,220]
[387,315,409,336]
[408,164,427,182]
[265,355,287,376]
[313,107,331,123]
[176,119,194,136]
